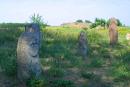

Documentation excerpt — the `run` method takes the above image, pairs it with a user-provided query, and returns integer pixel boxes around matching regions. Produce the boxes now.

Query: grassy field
[0,26,130,87]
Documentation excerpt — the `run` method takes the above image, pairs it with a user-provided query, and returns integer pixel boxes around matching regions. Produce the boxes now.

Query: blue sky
[0,0,130,26]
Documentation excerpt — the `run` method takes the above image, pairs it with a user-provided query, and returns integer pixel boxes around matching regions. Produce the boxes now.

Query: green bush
[26,78,46,87]
[81,72,95,79]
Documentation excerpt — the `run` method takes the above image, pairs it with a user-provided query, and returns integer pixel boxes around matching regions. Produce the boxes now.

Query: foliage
[90,18,123,29]
[26,78,45,87]
[90,23,96,29]
[0,49,16,76]
[0,28,21,76]
[85,20,92,23]
[0,25,130,86]
[76,19,83,23]
[90,18,106,29]
[50,80,75,87]
[117,19,123,26]
[110,58,130,81]
[30,13,47,28]
[0,23,25,29]
[81,72,96,79]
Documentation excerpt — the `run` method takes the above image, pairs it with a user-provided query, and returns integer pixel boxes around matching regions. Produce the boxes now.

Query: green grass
[0,26,130,87]
[49,79,75,87]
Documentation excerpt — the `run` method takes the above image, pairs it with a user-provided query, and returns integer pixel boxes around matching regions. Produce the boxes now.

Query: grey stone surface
[78,31,88,59]
[108,18,118,46]
[17,23,42,82]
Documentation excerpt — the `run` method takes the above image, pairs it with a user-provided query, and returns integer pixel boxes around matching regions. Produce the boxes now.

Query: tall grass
[0,26,130,87]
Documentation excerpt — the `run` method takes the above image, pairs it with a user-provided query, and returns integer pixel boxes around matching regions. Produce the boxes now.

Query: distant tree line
[76,19,92,23]
[75,18,123,29]
[0,16,123,30]
[0,23,25,29]
[90,18,123,29]
[0,13,47,30]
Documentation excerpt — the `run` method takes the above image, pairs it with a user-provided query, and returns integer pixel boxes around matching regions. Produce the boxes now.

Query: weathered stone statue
[78,31,88,59]
[17,23,42,83]
[108,18,118,46]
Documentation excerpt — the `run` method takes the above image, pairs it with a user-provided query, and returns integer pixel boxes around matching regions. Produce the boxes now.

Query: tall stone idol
[78,31,88,59]
[17,23,42,83]
[108,18,118,46]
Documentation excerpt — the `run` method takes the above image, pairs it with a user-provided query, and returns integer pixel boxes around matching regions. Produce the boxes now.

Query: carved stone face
[17,23,42,83]
[80,32,84,37]
[22,24,40,57]
[28,28,35,32]
[79,31,86,41]
[29,38,39,57]
[109,18,117,25]
[109,18,117,30]
[22,36,39,58]
[25,23,40,33]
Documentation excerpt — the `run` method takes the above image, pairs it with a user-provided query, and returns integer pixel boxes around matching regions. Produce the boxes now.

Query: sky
[0,0,130,26]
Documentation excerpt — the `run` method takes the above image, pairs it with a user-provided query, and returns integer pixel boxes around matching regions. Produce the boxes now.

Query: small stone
[78,31,88,59]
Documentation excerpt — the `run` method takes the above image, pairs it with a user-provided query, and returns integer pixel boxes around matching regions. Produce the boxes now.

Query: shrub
[81,72,95,79]
[26,78,46,87]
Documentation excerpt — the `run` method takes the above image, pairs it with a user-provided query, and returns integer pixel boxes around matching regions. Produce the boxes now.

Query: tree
[30,13,47,28]
[85,20,92,23]
[90,23,96,29]
[117,19,122,26]
[95,18,101,26]
[76,19,83,23]
[100,19,106,29]
[90,18,106,29]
